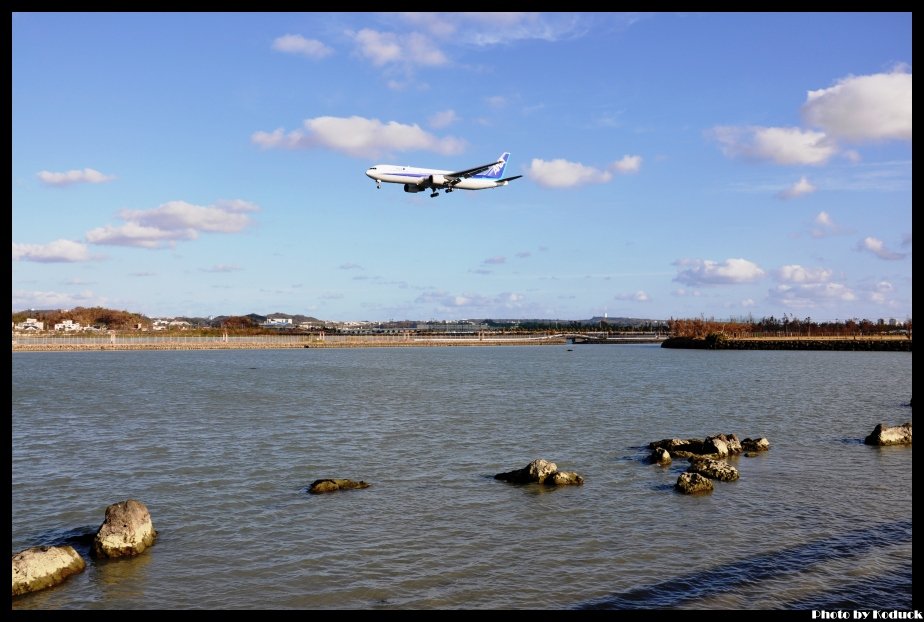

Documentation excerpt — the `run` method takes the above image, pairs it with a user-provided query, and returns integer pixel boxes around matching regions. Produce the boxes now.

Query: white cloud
[869,280,894,304]
[202,264,242,273]
[271,34,332,59]
[710,126,836,165]
[777,264,832,284]
[803,69,912,142]
[858,236,906,260]
[526,158,613,188]
[768,282,856,308]
[350,28,447,67]
[810,210,850,239]
[12,239,93,262]
[428,109,459,128]
[86,199,259,249]
[671,288,702,297]
[673,258,766,285]
[485,95,507,109]
[397,12,593,46]
[339,263,363,270]
[12,289,102,311]
[777,176,816,199]
[252,116,466,158]
[611,155,642,174]
[37,168,116,186]
[614,290,650,302]
[483,256,506,265]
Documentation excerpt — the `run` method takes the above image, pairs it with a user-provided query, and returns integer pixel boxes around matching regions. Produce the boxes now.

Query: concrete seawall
[661,337,911,352]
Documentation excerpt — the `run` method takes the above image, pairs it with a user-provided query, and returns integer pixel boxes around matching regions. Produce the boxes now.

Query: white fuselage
[365,165,508,191]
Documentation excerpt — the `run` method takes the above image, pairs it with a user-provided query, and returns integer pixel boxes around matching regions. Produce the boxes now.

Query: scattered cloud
[858,236,906,260]
[12,289,103,311]
[397,12,591,47]
[611,155,642,174]
[673,258,766,285]
[37,168,116,187]
[711,69,912,169]
[671,288,703,297]
[483,256,506,265]
[868,280,894,304]
[614,290,650,302]
[485,95,507,109]
[768,282,856,308]
[85,199,259,249]
[339,263,363,270]
[271,34,333,59]
[202,264,242,273]
[809,210,850,238]
[253,115,466,158]
[515,251,531,259]
[12,239,94,262]
[526,158,612,188]
[349,28,447,68]
[802,68,912,143]
[415,289,525,310]
[428,109,459,128]
[777,264,832,284]
[777,176,816,199]
[709,126,836,165]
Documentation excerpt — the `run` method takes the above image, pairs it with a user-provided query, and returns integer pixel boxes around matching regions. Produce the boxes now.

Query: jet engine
[403,184,424,193]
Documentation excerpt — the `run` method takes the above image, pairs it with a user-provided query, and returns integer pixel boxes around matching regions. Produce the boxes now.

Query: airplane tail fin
[483,152,510,179]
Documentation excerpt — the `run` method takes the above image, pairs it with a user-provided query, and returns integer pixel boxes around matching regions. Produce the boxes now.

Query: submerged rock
[864,422,912,446]
[93,499,157,558]
[741,437,771,452]
[308,478,370,494]
[12,546,86,596]
[687,457,739,482]
[675,472,713,494]
[650,447,672,465]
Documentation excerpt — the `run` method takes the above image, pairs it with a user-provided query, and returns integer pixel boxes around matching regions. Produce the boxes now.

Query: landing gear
[376,180,381,189]
[430,191,439,198]
[445,188,453,193]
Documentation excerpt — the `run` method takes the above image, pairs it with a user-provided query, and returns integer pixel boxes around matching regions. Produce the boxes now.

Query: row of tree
[667,315,912,339]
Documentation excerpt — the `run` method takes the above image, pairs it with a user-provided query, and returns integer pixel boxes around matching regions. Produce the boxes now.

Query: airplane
[365,152,522,198]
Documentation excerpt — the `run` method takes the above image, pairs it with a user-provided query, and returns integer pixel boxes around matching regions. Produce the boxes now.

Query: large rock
[12,546,85,596]
[675,472,713,494]
[687,457,739,482]
[649,434,742,460]
[494,459,584,486]
[864,422,912,446]
[93,499,157,558]
[308,478,370,494]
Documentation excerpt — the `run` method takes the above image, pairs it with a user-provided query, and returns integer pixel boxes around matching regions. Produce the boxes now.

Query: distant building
[14,318,44,331]
[54,320,81,332]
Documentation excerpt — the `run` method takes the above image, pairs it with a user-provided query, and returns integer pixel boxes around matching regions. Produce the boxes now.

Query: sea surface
[11,345,913,610]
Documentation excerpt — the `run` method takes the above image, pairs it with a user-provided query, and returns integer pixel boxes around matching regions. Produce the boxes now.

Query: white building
[15,318,44,331]
[54,320,81,332]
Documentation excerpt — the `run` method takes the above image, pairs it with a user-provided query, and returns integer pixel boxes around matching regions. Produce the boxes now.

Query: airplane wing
[444,158,505,186]
[497,175,522,183]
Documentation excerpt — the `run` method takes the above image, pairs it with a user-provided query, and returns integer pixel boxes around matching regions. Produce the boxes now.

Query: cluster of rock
[647,433,770,495]
[12,499,157,597]
[864,422,912,446]
[494,459,585,486]
[308,478,370,494]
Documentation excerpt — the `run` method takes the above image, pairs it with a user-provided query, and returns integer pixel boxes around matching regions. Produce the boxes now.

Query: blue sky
[12,12,912,322]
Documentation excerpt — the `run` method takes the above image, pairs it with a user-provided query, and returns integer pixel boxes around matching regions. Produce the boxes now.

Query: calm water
[11,345,912,610]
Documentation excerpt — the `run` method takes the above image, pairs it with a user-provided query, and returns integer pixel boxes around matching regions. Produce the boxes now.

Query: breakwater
[12,336,567,352]
[661,336,911,351]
